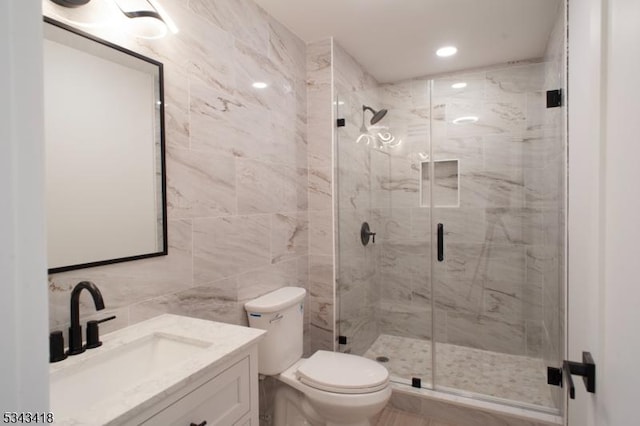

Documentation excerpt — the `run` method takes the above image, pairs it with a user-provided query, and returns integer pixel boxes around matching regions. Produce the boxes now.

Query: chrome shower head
[363,105,388,125]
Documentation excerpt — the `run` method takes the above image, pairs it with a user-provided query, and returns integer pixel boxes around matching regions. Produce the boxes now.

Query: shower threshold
[363,334,558,411]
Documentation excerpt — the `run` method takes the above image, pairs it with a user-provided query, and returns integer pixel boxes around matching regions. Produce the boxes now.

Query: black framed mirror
[43,17,168,273]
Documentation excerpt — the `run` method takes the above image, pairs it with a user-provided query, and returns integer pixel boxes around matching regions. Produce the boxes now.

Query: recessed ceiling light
[436,46,458,57]
[252,82,268,89]
[452,116,479,124]
[451,82,467,89]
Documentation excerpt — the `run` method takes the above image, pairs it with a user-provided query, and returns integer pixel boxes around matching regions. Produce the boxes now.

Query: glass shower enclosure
[335,59,565,413]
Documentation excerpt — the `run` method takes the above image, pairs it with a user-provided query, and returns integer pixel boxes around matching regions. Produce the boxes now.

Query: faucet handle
[85,315,116,349]
[49,331,67,363]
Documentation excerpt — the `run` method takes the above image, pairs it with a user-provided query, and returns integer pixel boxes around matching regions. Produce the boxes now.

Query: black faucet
[68,281,105,355]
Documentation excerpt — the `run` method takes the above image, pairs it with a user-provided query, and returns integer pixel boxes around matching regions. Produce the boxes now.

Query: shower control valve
[361,222,376,246]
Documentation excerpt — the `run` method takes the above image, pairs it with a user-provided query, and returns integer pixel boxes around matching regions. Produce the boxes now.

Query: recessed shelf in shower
[420,159,460,208]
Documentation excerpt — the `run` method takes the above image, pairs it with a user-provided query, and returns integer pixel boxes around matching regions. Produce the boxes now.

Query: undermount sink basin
[50,332,211,416]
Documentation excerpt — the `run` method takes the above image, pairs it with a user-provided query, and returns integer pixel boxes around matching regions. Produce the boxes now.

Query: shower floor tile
[364,334,555,409]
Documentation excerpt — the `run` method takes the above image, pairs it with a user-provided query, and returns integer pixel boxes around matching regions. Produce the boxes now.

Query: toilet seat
[296,350,389,394]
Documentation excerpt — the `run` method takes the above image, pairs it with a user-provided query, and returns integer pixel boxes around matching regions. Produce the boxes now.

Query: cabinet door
[234,413,251,426]
[142,357,250,426]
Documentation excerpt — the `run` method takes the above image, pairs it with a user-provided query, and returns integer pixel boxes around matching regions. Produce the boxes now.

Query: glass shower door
[430,65,564,412]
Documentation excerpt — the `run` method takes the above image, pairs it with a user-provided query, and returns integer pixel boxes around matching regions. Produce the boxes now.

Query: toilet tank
[244,287,306,375]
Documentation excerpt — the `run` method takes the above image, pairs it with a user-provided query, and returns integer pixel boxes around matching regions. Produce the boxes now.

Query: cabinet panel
[142,356,250,426]
[234,413,251,426]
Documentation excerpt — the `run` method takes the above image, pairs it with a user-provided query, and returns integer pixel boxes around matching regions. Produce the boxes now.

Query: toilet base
[272,359,390,426]
[274,385,323,426]
[273,383,373,426]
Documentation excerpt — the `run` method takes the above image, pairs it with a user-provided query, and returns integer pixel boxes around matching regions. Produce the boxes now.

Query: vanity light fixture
[113,0,179,39]
[50,0,91,7]
[436,46,458,57]
[452,116,479,124]
[451,82,467,89]
[252,82,268,89]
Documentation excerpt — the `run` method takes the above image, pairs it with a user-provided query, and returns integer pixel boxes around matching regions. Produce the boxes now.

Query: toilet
[245,287,391,426]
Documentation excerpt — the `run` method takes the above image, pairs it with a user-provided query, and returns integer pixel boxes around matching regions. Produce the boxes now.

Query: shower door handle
[437,223,444,262]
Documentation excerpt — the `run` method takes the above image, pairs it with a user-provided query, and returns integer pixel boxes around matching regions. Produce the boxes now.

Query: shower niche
[420,160,459,208]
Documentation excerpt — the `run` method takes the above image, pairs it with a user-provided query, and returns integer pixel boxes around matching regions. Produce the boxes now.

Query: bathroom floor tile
[375,406,460,426]
[375,407,430,426]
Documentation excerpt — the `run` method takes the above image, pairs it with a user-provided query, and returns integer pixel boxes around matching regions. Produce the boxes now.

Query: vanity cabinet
[50,315,265,426]
[141,356,251,426]
[125,344,259,426]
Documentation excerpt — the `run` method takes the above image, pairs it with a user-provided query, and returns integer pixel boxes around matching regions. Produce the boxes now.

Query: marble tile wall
[44,0,311,350]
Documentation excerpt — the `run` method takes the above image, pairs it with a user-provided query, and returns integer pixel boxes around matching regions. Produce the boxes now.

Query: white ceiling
[254,0,562,83]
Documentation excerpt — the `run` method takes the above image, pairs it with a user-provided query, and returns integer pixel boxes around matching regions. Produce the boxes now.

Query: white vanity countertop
[49,314,265,425]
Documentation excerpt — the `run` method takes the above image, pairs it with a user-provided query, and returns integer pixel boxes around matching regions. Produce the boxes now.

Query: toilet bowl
[245,287,391,426]
[279,356,391,426]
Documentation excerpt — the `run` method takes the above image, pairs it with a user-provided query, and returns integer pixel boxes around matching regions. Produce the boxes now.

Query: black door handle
[437,223,444,262]
[547,351,596,399]
[190,421,207,426]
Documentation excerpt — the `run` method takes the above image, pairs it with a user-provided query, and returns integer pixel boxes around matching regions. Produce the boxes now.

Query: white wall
[0,0,49,412]
[567,0,605,423]
[568,0,640,424]
[599,0,640,423]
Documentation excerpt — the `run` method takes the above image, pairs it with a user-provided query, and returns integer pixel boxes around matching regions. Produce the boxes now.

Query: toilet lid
[296,351,389,394]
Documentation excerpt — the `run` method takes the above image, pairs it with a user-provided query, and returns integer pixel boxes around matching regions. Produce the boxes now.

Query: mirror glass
[43,17,167,273]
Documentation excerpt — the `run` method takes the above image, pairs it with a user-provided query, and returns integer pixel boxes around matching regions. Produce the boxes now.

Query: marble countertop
[50,314,265,425]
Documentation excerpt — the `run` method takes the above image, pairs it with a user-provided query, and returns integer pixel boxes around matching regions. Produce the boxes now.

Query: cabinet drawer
[142,356,250,426]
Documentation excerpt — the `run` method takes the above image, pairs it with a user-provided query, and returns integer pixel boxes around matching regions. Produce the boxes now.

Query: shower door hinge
[338,335,347,344]
[547,89,562,108]
[336,118,345,127]
[547,351,596,399]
